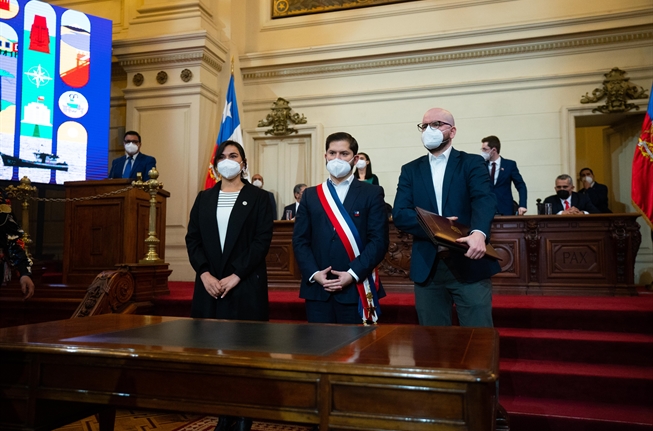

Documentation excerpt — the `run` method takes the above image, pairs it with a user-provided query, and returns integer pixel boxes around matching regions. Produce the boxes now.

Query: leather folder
[415,207,501,260]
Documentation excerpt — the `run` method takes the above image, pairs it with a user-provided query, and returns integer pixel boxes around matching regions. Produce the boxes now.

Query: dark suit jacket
[282,202,297,220]
[108,153,157,180]
[490,157,527,215]
[268,191,278,220]
[185,182,274,321]
[292,180,389,306]
[578,182,611,213]
[393,148,501,284]
[543,192,600,214]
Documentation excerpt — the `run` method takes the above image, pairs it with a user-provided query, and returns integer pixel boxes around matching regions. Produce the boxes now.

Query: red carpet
[155,282,653,431]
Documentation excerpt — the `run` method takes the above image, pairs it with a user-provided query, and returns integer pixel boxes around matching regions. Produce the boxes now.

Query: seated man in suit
[108,131,157,180]
[282,183,307,220]
[578,167,611,213]
[481,135,528,215]
[543,174,599,214]
[252,174,278,220]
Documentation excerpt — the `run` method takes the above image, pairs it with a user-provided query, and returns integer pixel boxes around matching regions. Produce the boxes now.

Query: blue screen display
[0,0,112,184]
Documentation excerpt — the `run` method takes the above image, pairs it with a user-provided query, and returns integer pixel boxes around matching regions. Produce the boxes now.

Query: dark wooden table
[0,315,499,431]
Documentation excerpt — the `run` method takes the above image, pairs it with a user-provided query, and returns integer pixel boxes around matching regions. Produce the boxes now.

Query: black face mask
[556,190,570,200]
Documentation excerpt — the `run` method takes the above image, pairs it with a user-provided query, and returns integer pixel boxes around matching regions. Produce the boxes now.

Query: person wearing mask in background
[355,152,379,185]
[578,167,611,213]
[282,183,307,220]
[252,173,278,220]
[293,132,389,325]
[108,131,157,181]
[543,174,599,215]
[481,135,528,215]
[393,107,500,328]
[0,188,35,300]
[185,140,273,431]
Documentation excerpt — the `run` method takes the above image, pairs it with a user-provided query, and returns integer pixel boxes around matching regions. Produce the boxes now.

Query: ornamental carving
[180,68,193,82]
[525,219,540,283]
[580,68,648,114]
[258,98,307,136]
[379,230,411,277]
[133,73,144,87]
[156,71,168,85]
[71,270,135,318]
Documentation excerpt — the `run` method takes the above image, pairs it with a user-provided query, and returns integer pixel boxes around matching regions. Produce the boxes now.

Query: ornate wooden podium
[62,179,170,294]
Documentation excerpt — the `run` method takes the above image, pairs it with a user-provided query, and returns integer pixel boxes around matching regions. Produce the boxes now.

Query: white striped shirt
[216,191,240,251]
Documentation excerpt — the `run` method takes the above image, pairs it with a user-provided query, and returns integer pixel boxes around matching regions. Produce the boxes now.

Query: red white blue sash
[316,180,380,324]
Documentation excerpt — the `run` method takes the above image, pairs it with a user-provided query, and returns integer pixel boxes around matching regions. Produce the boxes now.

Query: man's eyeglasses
[124,140,140,144]
[417,121,452,132]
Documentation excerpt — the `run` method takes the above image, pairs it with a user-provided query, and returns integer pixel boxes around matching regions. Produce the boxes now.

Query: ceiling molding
[241,66,652,111]
[244,9,652,64]
[118,51,223,73]
[113,32,226,73]
[241,26,652,82]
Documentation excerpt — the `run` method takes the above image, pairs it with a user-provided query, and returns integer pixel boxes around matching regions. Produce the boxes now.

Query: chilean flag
[204,73,243,189]
[632,86,653,229]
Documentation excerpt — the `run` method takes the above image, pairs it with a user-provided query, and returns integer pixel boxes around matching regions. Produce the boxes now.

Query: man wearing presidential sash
[293,132,389,324]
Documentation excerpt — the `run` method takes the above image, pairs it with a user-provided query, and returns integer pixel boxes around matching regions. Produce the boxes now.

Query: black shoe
[234,417,253,431]
[214,416,237,431]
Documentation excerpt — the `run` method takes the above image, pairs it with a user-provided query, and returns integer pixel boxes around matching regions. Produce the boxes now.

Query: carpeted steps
[495,295,653,431]
[500,397,653,431]
[154,283,653,430]
[498,328,653,366]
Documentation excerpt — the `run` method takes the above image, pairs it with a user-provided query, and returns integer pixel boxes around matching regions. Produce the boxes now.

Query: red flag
[632,86,653,229]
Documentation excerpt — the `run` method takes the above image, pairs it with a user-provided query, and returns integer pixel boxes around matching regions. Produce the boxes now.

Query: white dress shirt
[310,172,359,283]
[488,156,502,185]
[428,146,452,215]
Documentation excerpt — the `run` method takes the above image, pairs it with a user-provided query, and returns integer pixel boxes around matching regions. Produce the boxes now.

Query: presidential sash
[316,181,381,324]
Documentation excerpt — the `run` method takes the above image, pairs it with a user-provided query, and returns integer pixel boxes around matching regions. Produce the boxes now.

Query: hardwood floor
[55,410,312,431]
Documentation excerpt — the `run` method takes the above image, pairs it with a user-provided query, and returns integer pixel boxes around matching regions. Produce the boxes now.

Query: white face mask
[421,127,448,151]
[480,151,491,161]
[583,176,593,184]
[326,158,354,179]
[217,159,242,180]
[253,179,263,188]
[355,159,367,169]
[124,143,139,155]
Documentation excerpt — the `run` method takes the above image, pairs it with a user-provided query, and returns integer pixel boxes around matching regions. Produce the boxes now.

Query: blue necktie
[122,156,133,178]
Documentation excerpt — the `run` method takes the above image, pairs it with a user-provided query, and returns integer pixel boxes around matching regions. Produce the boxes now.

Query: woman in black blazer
[185,140,273,431]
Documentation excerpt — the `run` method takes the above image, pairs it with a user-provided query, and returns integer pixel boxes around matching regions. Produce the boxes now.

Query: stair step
[498,328,653,366]
[501,396,653,431]
[500,359,653,405]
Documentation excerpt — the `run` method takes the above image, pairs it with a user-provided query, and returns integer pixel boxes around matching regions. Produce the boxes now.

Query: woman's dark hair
[358,152,374,180]
[213,140,247,179]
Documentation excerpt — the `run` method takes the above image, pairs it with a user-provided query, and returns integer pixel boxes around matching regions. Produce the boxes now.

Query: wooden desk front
[267,214,641,295]
[0,315,499,431]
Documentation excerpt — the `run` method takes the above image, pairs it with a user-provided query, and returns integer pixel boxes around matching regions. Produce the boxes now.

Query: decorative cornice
[113,31,228,74]
[242,27,652,82]
[119,51,223,73]
[242,66,652,111]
